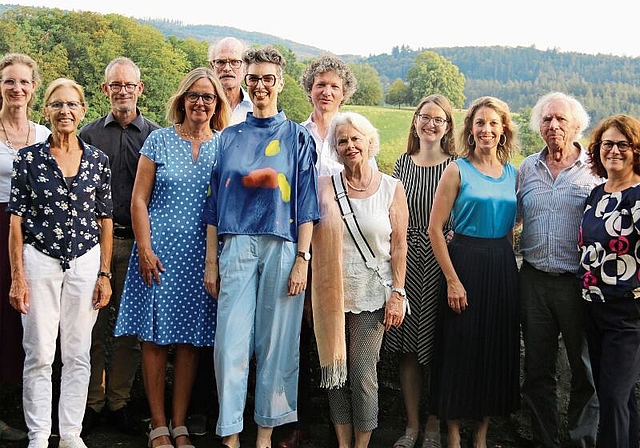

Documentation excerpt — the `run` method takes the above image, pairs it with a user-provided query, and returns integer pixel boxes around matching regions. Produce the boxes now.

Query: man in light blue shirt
[517,92,601,448]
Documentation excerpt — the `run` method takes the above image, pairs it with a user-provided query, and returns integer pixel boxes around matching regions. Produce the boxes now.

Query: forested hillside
[366,46,640,123]
[2,3,639,127]
[144,18,640,124]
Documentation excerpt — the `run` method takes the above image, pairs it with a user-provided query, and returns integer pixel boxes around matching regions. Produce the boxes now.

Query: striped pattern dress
[383,153,453,365]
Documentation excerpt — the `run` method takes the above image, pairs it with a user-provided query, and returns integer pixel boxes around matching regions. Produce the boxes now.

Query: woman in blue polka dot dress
[115,67,231,448]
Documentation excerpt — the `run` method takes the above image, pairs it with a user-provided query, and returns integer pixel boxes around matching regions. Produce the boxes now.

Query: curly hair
[587,114,640,178]
[243,46,286,77]
[300,55,357,106]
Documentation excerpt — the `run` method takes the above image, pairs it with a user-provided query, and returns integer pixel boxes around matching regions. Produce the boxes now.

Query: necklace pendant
[5,139,13,150]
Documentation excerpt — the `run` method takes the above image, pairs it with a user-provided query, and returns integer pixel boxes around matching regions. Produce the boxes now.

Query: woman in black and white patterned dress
[384,94,456,448]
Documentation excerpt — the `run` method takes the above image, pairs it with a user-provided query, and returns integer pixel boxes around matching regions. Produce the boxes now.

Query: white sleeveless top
[342,173,398,313]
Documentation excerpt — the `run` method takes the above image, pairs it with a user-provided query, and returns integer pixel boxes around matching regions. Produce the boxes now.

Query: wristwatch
[391,287,406,298]
[98,271,113,279]
[296,251,311,261]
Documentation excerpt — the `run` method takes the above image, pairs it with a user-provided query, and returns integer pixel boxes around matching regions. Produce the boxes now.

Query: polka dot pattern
[115,126,218,346]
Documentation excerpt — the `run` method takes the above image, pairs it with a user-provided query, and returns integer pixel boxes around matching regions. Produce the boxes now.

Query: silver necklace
[344,171,374,192]
[0,118,30,152]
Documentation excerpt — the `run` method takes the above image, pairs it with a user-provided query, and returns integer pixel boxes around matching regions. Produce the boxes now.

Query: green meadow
[342,105,525,174]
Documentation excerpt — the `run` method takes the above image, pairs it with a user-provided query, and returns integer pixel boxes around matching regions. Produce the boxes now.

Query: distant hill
[147,18,640,121]
[142,19,352,61]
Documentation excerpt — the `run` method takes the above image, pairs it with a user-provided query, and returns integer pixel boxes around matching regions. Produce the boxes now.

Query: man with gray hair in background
[208,36,252,124]
[517,91,600,448]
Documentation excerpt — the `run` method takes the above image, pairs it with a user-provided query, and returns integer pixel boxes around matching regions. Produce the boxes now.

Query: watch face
[298,251,311,261]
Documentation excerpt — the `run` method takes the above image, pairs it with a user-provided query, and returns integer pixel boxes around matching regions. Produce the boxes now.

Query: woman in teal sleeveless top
[427,97,520,448]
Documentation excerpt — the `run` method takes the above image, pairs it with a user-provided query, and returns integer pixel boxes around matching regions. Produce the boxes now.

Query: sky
[11,0,640,59]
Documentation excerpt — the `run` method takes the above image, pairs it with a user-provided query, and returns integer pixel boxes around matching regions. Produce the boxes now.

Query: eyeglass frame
[46,101,84,110]
[600,140,634,152]
[184,91,218,105]
[107,83,139,93]
[211,59,243,69]
[415,114,448,127]
[1,78,33,88]
[244,74,278,88]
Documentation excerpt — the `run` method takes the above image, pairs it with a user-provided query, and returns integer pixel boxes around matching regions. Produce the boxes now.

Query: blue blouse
[578,183,640,302]
[7,137,112,270]
[452,157,517,238]
[203,111,319,242]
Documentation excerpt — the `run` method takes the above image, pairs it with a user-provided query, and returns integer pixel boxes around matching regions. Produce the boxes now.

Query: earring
[498,134,507,146]
[467,133,475,146]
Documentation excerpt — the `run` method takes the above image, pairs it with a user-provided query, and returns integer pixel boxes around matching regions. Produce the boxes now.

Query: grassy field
[342,104,525,174]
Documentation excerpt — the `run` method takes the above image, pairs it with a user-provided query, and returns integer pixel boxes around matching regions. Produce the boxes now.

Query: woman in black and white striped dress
[385,94,456,448]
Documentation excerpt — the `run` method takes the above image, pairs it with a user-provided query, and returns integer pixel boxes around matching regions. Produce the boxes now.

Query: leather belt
[113,225,134,239]
[522,260,574,277]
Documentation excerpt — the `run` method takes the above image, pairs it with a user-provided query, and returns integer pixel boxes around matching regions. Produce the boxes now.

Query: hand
[9,274,29,314]
[287,258,308,296]
[447,279,467,314]
[92,276,112,310]
[138,247,165,287]
[384,293,404,331]
[204,261,220,299]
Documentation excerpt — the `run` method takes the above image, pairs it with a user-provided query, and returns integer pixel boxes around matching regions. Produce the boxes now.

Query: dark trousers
[519,261,598,447]
[584,298,640,448]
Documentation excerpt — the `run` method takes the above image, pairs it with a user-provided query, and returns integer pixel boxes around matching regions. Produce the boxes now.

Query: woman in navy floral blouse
[578,114,640,448]
[7,78,112,448]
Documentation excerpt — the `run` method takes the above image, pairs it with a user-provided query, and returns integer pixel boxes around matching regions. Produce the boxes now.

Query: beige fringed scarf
[311,175,347,389]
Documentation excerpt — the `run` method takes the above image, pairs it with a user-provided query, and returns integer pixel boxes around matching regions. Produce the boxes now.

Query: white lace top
[342,173,398,313]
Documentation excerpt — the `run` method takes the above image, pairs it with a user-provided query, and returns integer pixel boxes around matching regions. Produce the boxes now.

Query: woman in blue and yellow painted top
[202,46,319,448]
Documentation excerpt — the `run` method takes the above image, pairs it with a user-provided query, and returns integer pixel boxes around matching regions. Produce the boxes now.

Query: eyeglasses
[108,83,138,93]
[184,91,217,105]
[1,78,33,88]
[211,59,242,69]
[47,101,84,110]
[600,140,633,152]
[244,74,278,87]
[416,114,447,127]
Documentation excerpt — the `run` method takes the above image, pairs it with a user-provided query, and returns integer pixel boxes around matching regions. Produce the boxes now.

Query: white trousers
[21,244,100,442]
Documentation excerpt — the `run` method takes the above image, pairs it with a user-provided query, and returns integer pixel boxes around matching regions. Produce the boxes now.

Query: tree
[406,51,465,108]
[514,107,544,156]
[386,78,410,108]
[349,63,383,106]
[278,73,312,123]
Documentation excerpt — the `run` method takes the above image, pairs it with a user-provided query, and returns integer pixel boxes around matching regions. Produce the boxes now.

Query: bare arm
[8,214,28,314]
[384,181,409,330]
[131,155,164,286]
[288,221,313,296]
[427,162,467,314]
[204,224,219,298]
[93,217,113,309]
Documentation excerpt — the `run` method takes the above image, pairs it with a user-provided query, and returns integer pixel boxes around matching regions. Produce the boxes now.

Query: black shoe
[107,405,139,435]
[81,407,102,437]
[186,413,207,436]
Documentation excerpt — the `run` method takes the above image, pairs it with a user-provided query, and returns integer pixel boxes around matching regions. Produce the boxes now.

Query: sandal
[148,425,173,448]
[393,431,419,448]
[169,423,195,448]
[421,432,442,448]
[0,419,27,441]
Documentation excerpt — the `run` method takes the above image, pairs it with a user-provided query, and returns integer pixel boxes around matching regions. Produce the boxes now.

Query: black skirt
[429,234,520,421]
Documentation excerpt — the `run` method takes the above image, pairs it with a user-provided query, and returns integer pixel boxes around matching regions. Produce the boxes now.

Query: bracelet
[98,271,113,279]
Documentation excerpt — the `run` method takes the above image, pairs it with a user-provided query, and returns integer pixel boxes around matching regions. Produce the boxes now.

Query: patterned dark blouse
[7,137,112,271]
[578,183,640,302]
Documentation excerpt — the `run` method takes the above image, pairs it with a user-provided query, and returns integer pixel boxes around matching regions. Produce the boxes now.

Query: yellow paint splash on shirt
[265,140,280,156]
[278,173,291,202]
